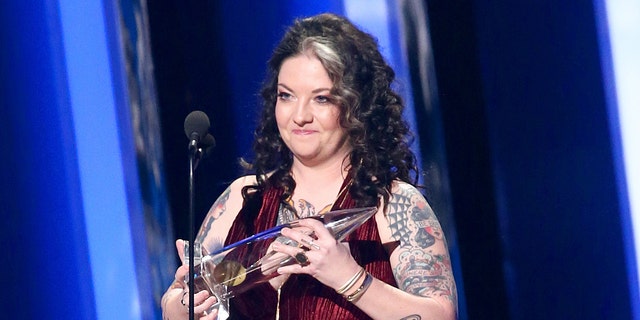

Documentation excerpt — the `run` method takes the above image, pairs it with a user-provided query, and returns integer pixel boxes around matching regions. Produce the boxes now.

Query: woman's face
[275,53,351,167]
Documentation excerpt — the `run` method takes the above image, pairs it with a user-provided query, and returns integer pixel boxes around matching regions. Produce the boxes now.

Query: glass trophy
[184,206,377,319]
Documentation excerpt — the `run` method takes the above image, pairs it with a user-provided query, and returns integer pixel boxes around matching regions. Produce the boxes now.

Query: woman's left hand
[272,218,363,291]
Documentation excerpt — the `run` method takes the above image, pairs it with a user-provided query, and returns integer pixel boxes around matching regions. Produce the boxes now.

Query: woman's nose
[293,101,313,125]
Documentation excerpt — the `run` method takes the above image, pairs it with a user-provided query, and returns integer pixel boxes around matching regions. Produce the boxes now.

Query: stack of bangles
[335,267,374,302]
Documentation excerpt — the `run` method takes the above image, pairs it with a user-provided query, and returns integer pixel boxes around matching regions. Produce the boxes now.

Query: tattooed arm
[161,175,256,320]
[195,185,232,253]
[347,181,457,320]
[388,182,457,317]
[197,175,256,254]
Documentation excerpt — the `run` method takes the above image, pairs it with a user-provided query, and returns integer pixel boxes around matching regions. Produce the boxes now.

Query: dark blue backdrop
[1,0,637,319]
[427,0,637,318]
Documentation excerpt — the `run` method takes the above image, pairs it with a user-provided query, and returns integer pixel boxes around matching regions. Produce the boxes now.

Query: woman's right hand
[161,241,219,319]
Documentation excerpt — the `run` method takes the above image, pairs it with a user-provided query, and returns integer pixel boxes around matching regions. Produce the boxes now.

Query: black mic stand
[183,110,213,320]
[187,140,202,320]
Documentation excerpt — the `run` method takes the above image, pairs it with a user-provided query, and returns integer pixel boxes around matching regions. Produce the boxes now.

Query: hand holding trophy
[183,206,377,319]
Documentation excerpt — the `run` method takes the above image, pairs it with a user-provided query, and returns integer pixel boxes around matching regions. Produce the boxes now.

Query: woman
[162,13,457,320]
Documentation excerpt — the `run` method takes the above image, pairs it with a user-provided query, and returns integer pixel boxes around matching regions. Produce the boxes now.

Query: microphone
[199,133,216,159]
[183,110,213,320]
[184,110,210,151]
[201,133,216,148]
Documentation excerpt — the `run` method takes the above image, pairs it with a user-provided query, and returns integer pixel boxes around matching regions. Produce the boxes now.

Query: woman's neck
[290,156,350,188]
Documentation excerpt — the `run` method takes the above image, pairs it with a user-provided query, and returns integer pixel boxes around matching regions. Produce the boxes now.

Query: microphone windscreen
[201,133,216,148]
[184,110,210,140]
[201,133,216,158]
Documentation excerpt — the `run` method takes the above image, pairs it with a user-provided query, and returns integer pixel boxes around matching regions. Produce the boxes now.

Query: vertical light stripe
[604,1,640,317]
[57,0,141,319]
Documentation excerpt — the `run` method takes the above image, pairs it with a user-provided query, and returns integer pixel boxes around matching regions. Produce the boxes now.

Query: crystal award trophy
[184,206,377,319]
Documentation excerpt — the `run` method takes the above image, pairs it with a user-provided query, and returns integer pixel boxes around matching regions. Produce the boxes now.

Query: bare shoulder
[207,175,257,217]
[383,181,444,248]
[196,175,258,252]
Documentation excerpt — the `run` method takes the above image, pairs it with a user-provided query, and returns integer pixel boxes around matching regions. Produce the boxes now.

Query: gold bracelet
[335,267,365,295]
[345,272,373,302]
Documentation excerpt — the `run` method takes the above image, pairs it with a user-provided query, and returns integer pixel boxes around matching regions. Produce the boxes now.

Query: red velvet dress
[223,178,397,319]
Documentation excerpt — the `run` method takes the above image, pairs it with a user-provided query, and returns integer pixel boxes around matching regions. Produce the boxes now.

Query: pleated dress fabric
[224,177,396,319]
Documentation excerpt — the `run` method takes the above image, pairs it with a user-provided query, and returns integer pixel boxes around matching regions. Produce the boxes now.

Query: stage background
[0,0,637,319]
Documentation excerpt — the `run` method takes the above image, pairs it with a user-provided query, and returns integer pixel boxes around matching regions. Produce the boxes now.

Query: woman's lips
[292,129,316,135]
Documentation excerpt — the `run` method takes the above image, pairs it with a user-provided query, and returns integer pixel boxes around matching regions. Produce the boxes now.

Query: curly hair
[245,13,418,208]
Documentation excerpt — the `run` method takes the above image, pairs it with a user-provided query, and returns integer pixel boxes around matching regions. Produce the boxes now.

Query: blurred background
[1,0,638,319]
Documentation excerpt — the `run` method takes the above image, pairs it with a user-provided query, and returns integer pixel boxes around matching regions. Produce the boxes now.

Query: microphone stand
[187,141,202,320]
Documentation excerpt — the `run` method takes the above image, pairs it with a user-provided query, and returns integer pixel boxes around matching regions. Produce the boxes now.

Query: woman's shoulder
[196,174,260,251]
[227,174,260,192]
[377,180,439,245]
[229,171,280,189]
[388,180,425,202]
[383,180,434,219]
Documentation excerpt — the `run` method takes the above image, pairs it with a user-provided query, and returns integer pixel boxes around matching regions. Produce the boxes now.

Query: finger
[179,290,189,308]
[295,218,332,239]
[277,260,307,275]
[174,266,189,289]
[175,265,189,281]
[182,291,211,309]
[275,244,311,269]
[201,298,218,319]
[272,242,313,270]
[293,250,311,266]
[201,306,219,320]
[282,221,329,250]
[193,290,211,305]
[176,239,186,264]
[272,241,303,256]
[299,236,321,250]
[193,292,215,314]
[289,224,314,235]
[280,226,314,245]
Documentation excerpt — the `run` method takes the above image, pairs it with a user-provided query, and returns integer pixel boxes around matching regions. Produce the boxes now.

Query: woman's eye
[277,92,292,100]
[316,95,330,104]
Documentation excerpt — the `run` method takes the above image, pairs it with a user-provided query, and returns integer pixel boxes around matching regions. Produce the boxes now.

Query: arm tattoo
[196,186,231,243]
[389,184,457,304]
[399,316,421,320]
[395,249,455,300]
[387,184,442,249]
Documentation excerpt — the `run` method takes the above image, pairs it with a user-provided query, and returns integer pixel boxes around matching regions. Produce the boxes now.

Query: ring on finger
[294,250,310,266]
[301,238,320,250]
[180,291,188,309]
